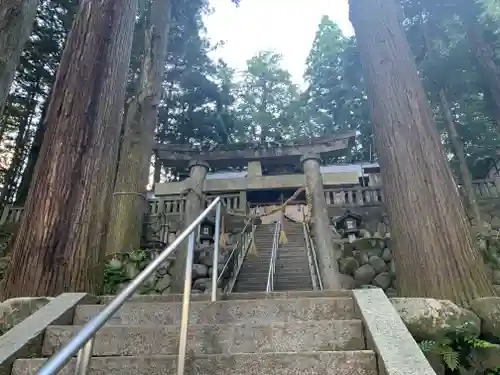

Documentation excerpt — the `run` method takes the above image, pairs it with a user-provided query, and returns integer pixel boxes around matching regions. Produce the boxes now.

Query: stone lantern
[199,217,215,246]
[333,210,362,243]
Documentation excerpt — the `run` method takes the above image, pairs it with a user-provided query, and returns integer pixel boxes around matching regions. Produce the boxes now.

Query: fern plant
[419,322,499,374]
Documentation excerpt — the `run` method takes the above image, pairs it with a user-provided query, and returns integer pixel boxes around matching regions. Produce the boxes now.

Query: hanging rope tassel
[279,209,288,245]
[219,215,226,248]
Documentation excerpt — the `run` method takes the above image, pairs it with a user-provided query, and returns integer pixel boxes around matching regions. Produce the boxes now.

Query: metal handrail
[35,197,223,375]
[266,220,280,292]
[302,222,318,291]
[305,222,323,291]
[217,219,252,286]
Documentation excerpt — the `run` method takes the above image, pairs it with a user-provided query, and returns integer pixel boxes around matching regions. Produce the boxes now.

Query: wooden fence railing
[8,180,500,227]
[324,186,383,206]
[470,179,500,198]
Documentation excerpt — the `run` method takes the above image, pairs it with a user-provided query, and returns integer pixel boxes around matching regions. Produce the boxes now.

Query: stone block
[353,289,437,375]
[390,298,480,341]
[12,351,377,375]
[74,297,357,326]
[0,293,95,375]
[43,320,365,356]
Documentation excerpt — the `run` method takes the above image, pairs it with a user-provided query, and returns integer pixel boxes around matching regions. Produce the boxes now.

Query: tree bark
[105,0,171,255]
[439,89,481,223]
[349,0,494,305]
[0,86,36,207]
[1,0,138,298]
[467,24,500,128]
[15,91,50,205]
[0,0,40,118]
[170,160,208,293]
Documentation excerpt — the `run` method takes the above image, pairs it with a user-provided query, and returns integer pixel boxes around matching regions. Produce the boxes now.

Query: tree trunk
[0,86,36,207]
[105,0,170,255]
[439,89,481,224]
[15,90,51,205]
[0,0,40,118]
[1,0,138,298]
[349,0,494,305]
[459,4,500,128]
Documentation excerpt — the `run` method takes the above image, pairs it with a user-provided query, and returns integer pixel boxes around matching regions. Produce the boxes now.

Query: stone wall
[335,226,396,296]
[332,200,500,296]
[103,231,241,295]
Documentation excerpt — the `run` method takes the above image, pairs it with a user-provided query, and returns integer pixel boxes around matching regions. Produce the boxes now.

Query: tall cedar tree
[1,0,138,298]
[349,0,494,305]
[439,89,481,223]
[0,0,39,118]
[106,0,171,255]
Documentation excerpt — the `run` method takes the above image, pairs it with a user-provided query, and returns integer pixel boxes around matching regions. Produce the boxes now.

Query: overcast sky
[205,0,353,85]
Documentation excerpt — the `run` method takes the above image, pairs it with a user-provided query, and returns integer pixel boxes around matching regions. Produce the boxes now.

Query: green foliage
[303,16,373,162]
[484,368,500,375]
[102,249,154,294]
[419,322,499,373]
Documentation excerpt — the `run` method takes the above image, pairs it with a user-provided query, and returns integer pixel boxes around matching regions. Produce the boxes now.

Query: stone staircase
[11,291,378,375]
[233,221,313,292]
[275,221,314,291]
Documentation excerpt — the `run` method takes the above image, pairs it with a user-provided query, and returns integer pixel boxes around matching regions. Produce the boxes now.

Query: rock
[390,298,481,341]
[386,288,397,298]
[339,274,356,289]
[144,274,157,288]
[192,264,209,279]
[493,269,500,285]
[468,347,500,373]
[161,286,172,295]
[470,297,500,339]
[376,222,388,236]
[359,229,371,238]
[339,257,359,276]
[168,232,177,244]
[353,251,370,266]
[353,238,379,251]
[373,232,383,240]
[198,251,213,267]
[156,266,169,276]
[359,284,378,289]
[155,274,172,292]
[193,278,211,291]
[117,283,129,294]
[108,258,122,271]
[369,256,387,273]
[224,233,234,246]
[372,272,391,290]
[381,248,392,262]
[138,260,149,271]
[424,353,445,375]
[491,216,500,229]
[125,263,139,280]
[0,297,52,333]
[478,238,488,251]
[354,264,376,285]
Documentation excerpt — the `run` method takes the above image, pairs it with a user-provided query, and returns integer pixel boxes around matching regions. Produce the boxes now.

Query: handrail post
[74,336,94,375]
[34,198,221,375]
[177,231,196,375]
[211,201,222,302]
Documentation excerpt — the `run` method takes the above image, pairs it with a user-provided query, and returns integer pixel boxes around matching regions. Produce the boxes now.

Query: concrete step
[12,351,377,375]
[74,297,357,325]
[99,290,351,304]
[43,320,365,356]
